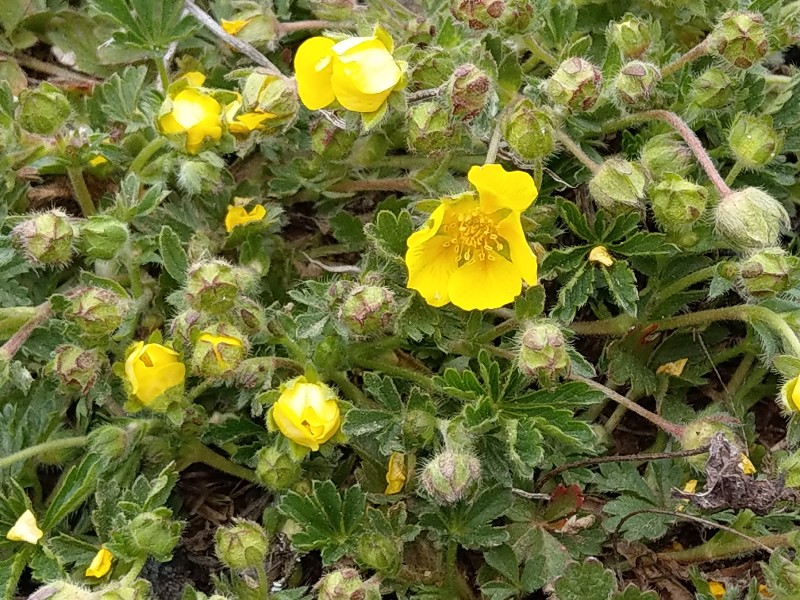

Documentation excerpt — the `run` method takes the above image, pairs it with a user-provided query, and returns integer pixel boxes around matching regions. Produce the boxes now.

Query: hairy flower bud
[650,174,709,230]
[310,118,357,159]
[306,0,356,20]
[447,64,491,121]
[77,216,129,261]
[497,0,533,33]
[11,210,77,267]
[711,11,769,69]
[544,58,602,112]
[255,446,302,490]
[230,297,267,338]
[714,188,789,250]
[337,284,396,337]
[614,61,660,107]
[640,133,693,178]
[407,101,460,157]
[18,83,71,134]
[128,510,181,560]
[64,286,130,341]
[739,248,800,298]
[49,344,106,394]
[240,72,299,130]
[589,158,647,212]
[98,582,150,600]
[502,99,555,160]
[728,114,782,169]
[191,324,247,378]
[317,569,364,600]
[185,259,254,313]
[215,519,269,570]
[610,15,653,58]
[421,450,481,505]
[357,533,401,573]
[28,582,88,600]
[450,0,505,30]
[681,416,741,470]
[689,68,735,109]
[170,309,208,353]
[517,320,569,381]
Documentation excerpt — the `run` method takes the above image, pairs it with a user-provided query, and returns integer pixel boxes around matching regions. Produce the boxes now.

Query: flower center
[445,209,503,263]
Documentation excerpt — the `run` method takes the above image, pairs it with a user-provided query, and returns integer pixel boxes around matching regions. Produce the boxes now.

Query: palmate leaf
[553,559,617,600]
[420,485,511,549]
[92,0,197,53]
[600,260,639,317]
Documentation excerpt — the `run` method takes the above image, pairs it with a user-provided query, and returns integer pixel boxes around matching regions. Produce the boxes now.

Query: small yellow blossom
[656,358,688,377]
[197,333,243,369]
[6,509,43,545]
[683,479,698,493]
[271,377,341,451]
[588,245,615,267]
[405,163,538,310]
[85,547,113,578]
[225,204,267,233]
[158,73,222,154]
[759,584,771,597]
[224,99,275,135]
[739,453,756,475]
[708,581,725,600]
[124,342,186,405]
[88,154,108,167]
[221,18,252,36]
[294,27,404,113]
[781,375,800,411]
[385,452,406,494]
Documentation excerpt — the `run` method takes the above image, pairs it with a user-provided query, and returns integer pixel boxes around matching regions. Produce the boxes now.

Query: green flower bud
[28,582,88,600]
[544,58,602,112]
[170,309,208,353]
[447,64,491,121]
[680,416,741,470]
[88,423,139,464]
[610,15,653,58]
[357,533,401,573]
[776,1,800,47]
[63,286,131,341]
[255,446,302,491]
[98,581,151,600]
[241,73,299,130]
[739,248,800,298]
[711,11,769,69]
[403,409,437,446]
[337,284,396,338]
[421,450,481,505]
[191,324,247,378]
[310,118,356,159]
[497,0,533,33]
[230,297,267,338]
[714,188,790,250]
[49,344,106,394]
[501,99,555,160]
[728,114,783,169]
[306,0,355,20]
[317,568,364,600]
[185,259,254,313]
[11,210,77,267]
[613,61,660,107]
[589,158,647,212]
[128,509,182,560]
[517,320,569,381]
[640,133,693,178]
[215,518,269,570]
[18,82,71,134]
[37,430,84,465]
[407,100,461,157]
[411,52,456,89]
[450,0,504,30]
[77,216,129,260]
[650,174,709,230]
[689,68,735,109]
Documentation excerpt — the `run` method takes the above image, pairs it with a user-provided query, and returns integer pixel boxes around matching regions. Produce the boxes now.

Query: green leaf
[612,584,660,600]
[484,545,520,585]
[773,354,800,378]
[557,198,596,242]
[42,456,99,530]
[551,264,595,322]
[366,209,415,257]
[363,372,403,411]
[158,225,188,284]
[515,285,546,320]
[602,495,674,540]
[93,0,197,53]
[329,211,367,251]
[601,261,639,317]
[554,559,616,600]
[97,65,148,129]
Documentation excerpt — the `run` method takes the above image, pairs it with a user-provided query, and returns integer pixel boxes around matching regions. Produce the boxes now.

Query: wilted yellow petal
[682,479,698,493]
[385,452,406,494]
[708,581,725,600]
[588,245,614,267]
[225,204,267,232]
[88,154,108,167]
[221,18,252,36]
[739,453,756,475]
[6,509,43,545]
[85,547,113,578]
[656,358,688,377]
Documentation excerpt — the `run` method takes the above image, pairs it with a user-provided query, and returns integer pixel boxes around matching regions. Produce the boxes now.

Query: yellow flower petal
[656,358,688,377]
[406,204,447,249]
[739,453,756,475]
[272,378,341,451]
[496,213,538,286]
[330,66,391,113]
[125,342,185,405]
[682,479,698,493]
[225,204,267,232]
[447,253,522,310]
[385,452,406,494]
[468,164,538,214]
[792,375,800,411]
[159,88,222,154]
[88,155,108,167]
[294,37,337,110]
[221,18,252,36]
[708,581,725,600]
[588,245,615,267]
[6,509,43,545]
[198,332,243,367]
[405,235,459,307]
[181,72,206,87]
[85,547,113,578]
[332,37,401,95]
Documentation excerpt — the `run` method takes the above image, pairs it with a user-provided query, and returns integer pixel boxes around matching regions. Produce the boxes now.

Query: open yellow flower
[271,377,341,451]
[158,73,222,154]
[124,342,186,405]
[385,452,406,494]
[294,28,403,113]
[405,164,539,310]
[225,204,267,232]
[6,509,43,545]
[85,547,113,578]
[781,375,800,412]
[224,99,275,135]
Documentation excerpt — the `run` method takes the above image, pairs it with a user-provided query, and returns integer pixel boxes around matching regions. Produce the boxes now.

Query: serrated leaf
[773,355,800,378]
[515,285,546,320]
[557,198,596,242]
[363,372,403,411]
[601,261,638,317]
[551,264,595,322]
[484,545,520,585]
[602,495,674,540]
[329,211,367,251]
[366,209,415,256]
[612,584,659,600]
[97,65,148,129]
[554,560,616,600]
[42,456,99,530]
[611,232,676,257]
[158,225,188,284]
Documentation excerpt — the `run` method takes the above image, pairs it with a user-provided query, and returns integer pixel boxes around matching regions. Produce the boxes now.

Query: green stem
[725,161,744,186]
[0,306,37,341]
[657,533,788,564]
[485,117,504,165]
[0,435,88,470]
[354,358,439,393]
[647,264,721,312]
[555,130,601,174]
[255,562,271,599]
[126,257,144,299]
[367,154,485,172]
[327,371,379,409]
[179,440,259,483]
[303,244,350,258]
[66,166,96,216]
[569,314,637,336]
[186,379,216,403]
[128,136,168,175]
[474,318,518,344]
[660,39,710,77]
[155,57,170,90]
[0,302,52,361]
[522,36,558,68]
[121,557,147,586]
[277,20,345,33]
[445,540,458,598]
[268,322,308,362]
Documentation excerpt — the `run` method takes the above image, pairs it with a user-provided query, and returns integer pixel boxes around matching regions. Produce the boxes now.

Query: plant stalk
[660,39,710,77]
[0,435,88,471]
[330,178,415,193]
[555,130,601,174]
[66,166,96,216]
[179,440,259,483]
[0,302,52,361]
[522,37,559,68]
[128,136,168,175]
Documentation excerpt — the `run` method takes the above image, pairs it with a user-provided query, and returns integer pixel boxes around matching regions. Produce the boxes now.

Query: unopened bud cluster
[12,210,78,267]
[421,449,481,504]
[329,279,397,339]
[589,157,647,213]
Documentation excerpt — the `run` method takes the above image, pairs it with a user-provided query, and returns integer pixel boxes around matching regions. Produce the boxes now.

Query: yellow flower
[739,453,756,475]
[6,509,43,545]
[225,204,267,232]
[88,154,108,167]
[656,358,688,377]
[197,332,243,369]
[385,452,406,494]
[221,18,252,35]
[405,163,539,310]
[708,581,725,600]
[682,479,698,493]
[782,375,800,411]
[124,342,186,405]
[271,377,341,451]
[294,28,404,113]
[85,547,113,578]
[224,99,275,135]
[158,74,222,154]
[588,245,615,267]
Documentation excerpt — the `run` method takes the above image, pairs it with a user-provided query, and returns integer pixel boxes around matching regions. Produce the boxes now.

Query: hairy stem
[354,358,439,393]
[445,540,458,598]
[179,439,259,483]
[555,130,601,174]
[128,137,168,175]
[485,118,504,165]
[646,264,722,312]
[0,302,52,361]
[66,166,96,216]
[155,57,170,91]
[658,533,789,564]
[725,161,744,186]
[277,20,346,33]
[522,36,559,68]
[330,178,415,193]
[660,39,710,77]
[0,435,88,471]
[474,318,518,344]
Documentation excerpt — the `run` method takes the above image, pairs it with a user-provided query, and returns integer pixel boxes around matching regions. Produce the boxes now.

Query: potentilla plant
[2,0,800,599]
